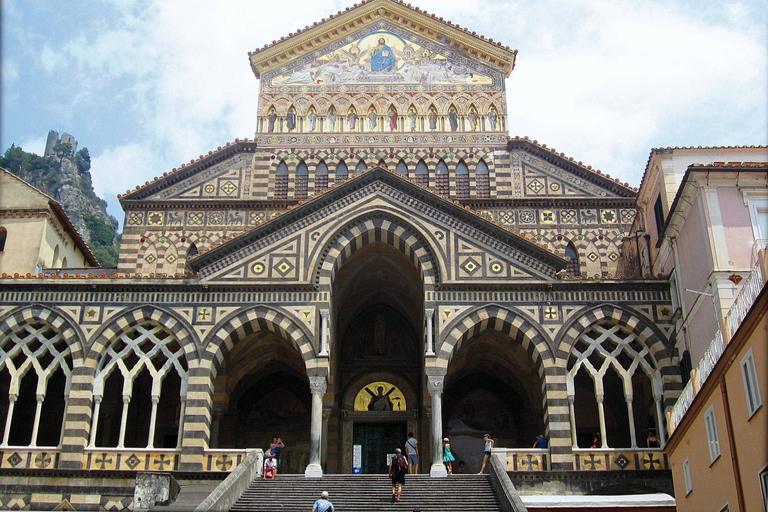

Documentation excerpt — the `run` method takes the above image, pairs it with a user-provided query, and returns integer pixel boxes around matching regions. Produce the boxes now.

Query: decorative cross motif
[642,453,661,470]
[153,454,171,471]
[544,306,558,319]
[197,309,211,321]
[94,453,113,470]
[35,452,52,468]
[520,454,539,471]
[216,455,233,471]
[582,453,603,470]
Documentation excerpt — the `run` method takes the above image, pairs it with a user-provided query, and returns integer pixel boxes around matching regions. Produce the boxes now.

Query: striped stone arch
[0,304,86,362]
[555,304,680,407]
[201,305,316,379]
[314,212,440,291]
[85,305,200,369]
[437,304,555,374]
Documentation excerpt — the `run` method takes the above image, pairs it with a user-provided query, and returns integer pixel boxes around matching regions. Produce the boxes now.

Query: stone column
[626,395,637,448]
[117,395,131,449]
[596,395,608,448]
[146,396,160,448]
[427,375,447,477]
[319,309,330,357]
[425,308,435,356]
[654,393,667,447]
[176,398,187,450]
[1,395,16,446]
[89,396,102,447]
[29,394,45,448]
[305,376,327,478]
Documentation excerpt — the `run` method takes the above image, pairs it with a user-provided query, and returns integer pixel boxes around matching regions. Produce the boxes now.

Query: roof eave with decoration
[189,165,567,272]
[248,0,518,79]
[506,136,638,196]
[118,139,258,203]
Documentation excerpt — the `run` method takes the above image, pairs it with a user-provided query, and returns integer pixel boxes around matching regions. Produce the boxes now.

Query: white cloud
[16,136,46,156]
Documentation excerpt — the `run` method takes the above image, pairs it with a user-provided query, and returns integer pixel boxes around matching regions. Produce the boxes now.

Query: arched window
[52,245,60,268]
[187,244,198,259]
[355,160,367,174]
[91,322,188,449]
[295,161,308,200]
[0,320,72,447]
[316,161,329,191]
[61,257,68,268]
[335,160,349,183]
[0,227,7,252]
[396,160,408,176]
[567,322,663,449]
[435,160,449,195]
[275,161,288,200]
[456,160,469,199]
[565,242,580,276]
[414,160,428,187]
[476,159,490,198]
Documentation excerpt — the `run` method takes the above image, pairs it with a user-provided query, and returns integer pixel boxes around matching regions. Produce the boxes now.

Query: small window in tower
[0,227,7,252]
[316,161,329,191]
[565,242,580,276]
[653,195,665,239]
[436,160,448,195]
[355,160,366,174]
[275,161,288,200]
[336,160,349,182]
[415,160,428,187]
[296,161,308,200]
[187,244,198,259]
[456,160,469,199]
[476,159,490,198]
[396,160,408,176]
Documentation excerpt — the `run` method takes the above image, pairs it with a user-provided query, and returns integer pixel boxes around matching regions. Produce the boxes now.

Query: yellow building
[0,169,98,276]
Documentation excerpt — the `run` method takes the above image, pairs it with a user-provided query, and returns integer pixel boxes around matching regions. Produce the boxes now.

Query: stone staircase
[231,474,502,511]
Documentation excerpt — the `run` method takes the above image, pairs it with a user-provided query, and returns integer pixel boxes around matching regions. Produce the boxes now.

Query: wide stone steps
[231,474,502,512]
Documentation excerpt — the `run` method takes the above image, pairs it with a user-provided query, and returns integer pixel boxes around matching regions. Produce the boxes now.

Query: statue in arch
[448,108,458,131]
[388,108,398,131]
[327,107,337,131]
[348,110,358,130]
[307,110,317,132]
[487,109,498,130]
[286,108,297,132]
[267,109,278,133]
[428,108,438,130]
[368,110,378,131]
[467,108,478,131]
[408,108,417,131]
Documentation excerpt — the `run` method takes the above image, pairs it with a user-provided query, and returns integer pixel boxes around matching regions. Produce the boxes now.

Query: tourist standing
[406,432,419,474]
[533,435,548,449]
[442,438,455,475]
[478,434,493,474]
[312,491,334,512]
[389,448,408,502]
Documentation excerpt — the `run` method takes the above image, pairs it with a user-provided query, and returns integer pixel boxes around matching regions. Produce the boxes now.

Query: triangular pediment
[250,0,517,84]
[190,168,567,285]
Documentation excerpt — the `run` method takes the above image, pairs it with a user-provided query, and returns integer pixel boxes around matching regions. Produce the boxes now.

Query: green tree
[52,141,73,163]
[75,147,91,173]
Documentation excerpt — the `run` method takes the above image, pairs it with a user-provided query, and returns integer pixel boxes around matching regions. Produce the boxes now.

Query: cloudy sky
[2,0,766,228]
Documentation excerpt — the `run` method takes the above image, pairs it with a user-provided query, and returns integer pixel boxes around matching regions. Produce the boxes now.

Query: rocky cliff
[1,132,120,266]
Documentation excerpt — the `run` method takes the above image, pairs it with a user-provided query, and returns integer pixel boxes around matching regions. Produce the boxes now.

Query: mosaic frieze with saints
[266,25,500,92]
[341,305,419,366]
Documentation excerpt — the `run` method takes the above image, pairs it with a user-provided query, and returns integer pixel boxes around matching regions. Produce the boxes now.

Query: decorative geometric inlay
[302,310,312,319]
[561,210,576,222]
[642,453,661,470]
[489,262,503,274]
[35,452,52,468]
[527,179,544,193]
[53,499,75,511]
[608,252,618,261]
[216,455,233,471]
[144,254,156,264]
[189,212,204,225]
[166,254,176,263]
[544,306,558,319]
[520,454,539,470]
[621,209,635,222]
[6,452,22,467]
[209,212,224,225]
[587,252,599,262]
[460,257,481,275]
[498,211,514,224]
[252,262,266,275]
[550,182,560,191]
[129,213,143,225]
[601,210,617,223]
[443,309,452,318]
[519,210,535,223]
[197,308,212,322]
[153,454,172,470]
[204,184,216,194]
[582,453,603,470]
[274,258,295,277]
[614,453,630,470]
[125,453,142,470]
[220,181,238,195]
[85,308,99,320]
[94,453,113,469]
[540,210,555,223]
[658,305,672,318]
[147,212,163,226]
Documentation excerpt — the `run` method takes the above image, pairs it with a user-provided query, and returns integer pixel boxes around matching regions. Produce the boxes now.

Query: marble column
[1,394,16,446]
[146,395,160,448]
[596,395,608,448]
[568,395,578,449]
[176,398,187,450]
[305,376,327,478]
[425,308,435,356]
[89,396,102,447]
[427,375,447,477]
[625,395,637,448]
[319,309,329,357]
[117,395,131,449]
[654,393,667,447]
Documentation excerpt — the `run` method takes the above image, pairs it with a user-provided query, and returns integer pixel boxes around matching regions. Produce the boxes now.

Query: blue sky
[2,0,766,229]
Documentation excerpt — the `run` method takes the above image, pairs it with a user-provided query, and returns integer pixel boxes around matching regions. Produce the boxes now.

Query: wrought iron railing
[727,260,763,338]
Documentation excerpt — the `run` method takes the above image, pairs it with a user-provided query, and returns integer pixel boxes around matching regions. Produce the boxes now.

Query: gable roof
[0,168,99,266]
[249,0,518,79]
[189,166,567,275]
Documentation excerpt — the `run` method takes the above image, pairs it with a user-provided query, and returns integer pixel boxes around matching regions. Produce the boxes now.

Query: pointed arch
[565,241,580,276]
[396,160,409,176]
[435,159,449,195]
[335,160,349,183]
[187,243,199,259]
[475,159,490,198]
[275,160,289,200]
[455,159,469,199]
[414,159,429,187]
[315,160,329,191]
[355,159,367,174]
[296,160,309,200]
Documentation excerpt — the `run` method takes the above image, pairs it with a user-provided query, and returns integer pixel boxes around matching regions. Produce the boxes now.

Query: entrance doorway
[353,422,407,474]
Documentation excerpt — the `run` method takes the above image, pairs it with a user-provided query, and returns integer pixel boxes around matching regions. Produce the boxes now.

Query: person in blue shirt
[533,435,548,449]
[371,37,396,72]
[312,491,334,512]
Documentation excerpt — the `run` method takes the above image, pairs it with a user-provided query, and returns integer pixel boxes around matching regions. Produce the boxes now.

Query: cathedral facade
[0,0,678,504]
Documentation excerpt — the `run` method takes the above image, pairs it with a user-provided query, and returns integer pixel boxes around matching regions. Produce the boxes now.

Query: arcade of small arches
[272,156,491,200]
[258,93,505,134]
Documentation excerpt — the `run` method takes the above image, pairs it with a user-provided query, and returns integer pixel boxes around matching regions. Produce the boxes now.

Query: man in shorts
[405,432,419,474]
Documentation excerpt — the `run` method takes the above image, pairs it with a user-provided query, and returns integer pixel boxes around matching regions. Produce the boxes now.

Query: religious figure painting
[272,31,493,86]
[353,381,407,411]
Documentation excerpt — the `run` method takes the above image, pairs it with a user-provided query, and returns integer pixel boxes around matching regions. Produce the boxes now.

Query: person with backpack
[389,448,408,502]
[405,432,419,474]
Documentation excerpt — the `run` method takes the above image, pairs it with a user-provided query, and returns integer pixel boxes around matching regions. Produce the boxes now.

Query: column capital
[122,395,131,404]
[426,375,444,394]
[425,308,435,318]
[596,394,604,404]
[320,309,330,319]
[309,376,328,396]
